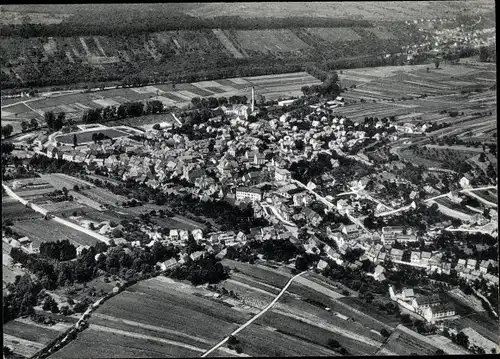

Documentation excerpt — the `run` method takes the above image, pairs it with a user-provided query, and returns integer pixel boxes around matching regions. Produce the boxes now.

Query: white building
[236,187,262,202]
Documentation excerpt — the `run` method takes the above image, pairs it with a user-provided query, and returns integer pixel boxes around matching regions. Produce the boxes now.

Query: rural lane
[2,183,111,245]
[200,270,307,357]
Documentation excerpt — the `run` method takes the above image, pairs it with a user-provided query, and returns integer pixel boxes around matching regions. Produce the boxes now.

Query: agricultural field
[4,318,72,358]
[184,1,487,21]
[1,72,321,125]
[50,276,252,358]
[306,27,362,42]
[2,196,44,221]
[376,324,449,355]
[12,218,98,247]
[231,29,311,54]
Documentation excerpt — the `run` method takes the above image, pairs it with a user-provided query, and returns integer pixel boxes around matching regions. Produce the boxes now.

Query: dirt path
[92,313,213,345]
[90,323,206,352]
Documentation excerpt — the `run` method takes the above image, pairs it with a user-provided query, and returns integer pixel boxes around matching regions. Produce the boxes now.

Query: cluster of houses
[389,286,456,324]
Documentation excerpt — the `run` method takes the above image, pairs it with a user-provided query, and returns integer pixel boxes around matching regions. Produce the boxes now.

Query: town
[2,2,498,358]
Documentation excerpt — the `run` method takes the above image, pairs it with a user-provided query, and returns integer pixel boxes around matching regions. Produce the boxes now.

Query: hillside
[0,1,494,92]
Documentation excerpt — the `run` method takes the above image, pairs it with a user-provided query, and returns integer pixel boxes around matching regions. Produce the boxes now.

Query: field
[4,318,73,358]
[13,219,98,247]
[1,72,321,125]
[376,324,450,355]
[50,276,251,358]
[231,29,311,54]
[307,27,362,42]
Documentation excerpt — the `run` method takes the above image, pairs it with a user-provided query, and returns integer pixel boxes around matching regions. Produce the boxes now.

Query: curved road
[260,202,297,227]
[2,183,111,245]
[200,270,307,357]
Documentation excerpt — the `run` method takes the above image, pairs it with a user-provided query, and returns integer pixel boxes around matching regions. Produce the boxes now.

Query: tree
[455,332,469,348]
[44,111,55,130]
[327,339,340,348]
[30,118,39,130]
[478,152,486,162]
[73,133,78,147]
[153,124,161,130]
[228,335,239,345]
[54,112,66,131]
[1,124,13,138]
[435,60,440,69]
[21,120,29,132]
[73,185,80,192]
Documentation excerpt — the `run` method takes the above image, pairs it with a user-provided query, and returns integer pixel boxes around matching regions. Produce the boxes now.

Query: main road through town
[200,270,307,357]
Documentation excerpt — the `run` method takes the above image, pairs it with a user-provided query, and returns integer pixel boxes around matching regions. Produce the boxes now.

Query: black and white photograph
[1,1,498,357]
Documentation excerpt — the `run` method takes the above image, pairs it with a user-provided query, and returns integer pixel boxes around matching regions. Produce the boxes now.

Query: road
[291,179,371,235]
[2,183,111,245]
[200,270,307,357]
[260,202,297,227]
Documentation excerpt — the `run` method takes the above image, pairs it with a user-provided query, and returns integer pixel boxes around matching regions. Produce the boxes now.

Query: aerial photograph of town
[1,1,497,357]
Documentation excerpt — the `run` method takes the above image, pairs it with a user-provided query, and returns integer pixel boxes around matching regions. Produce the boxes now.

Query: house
[191,229,204,243]
[169,229,179,240]
[373,265,386,281]
[179,230,189,242]
[236,187,262,202]
[190,250,205,262]
[455,258,467,270]
[422,304,455,323]
[376,251,387,264]
[410,251,421,264]
[158,258,178,271]
[46,146,59,159]
[420,251,432,265]
[341,224,359,239]
[18,236,31,246]
[304,207,322,227]
[317,259,329,271]
[401,288,415,301]
[412,294,446,311]
[466,259,477,270]
[29,242,40,253]
[390,248,404,262]
[479,260,491,274]
[275,168,292,182]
